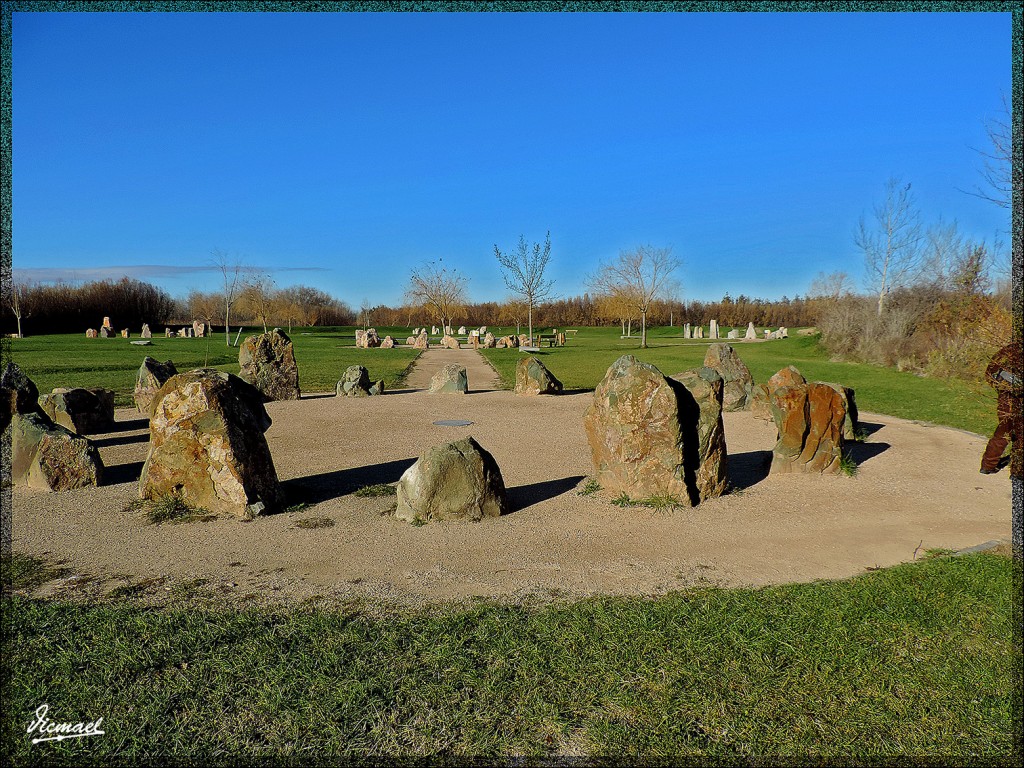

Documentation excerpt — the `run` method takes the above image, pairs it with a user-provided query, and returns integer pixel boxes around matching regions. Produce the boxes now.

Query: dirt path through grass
[401,345,502,392]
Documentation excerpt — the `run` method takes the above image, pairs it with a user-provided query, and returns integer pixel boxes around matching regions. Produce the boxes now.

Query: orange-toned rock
[769,381,846,474]
[751,365,806,420]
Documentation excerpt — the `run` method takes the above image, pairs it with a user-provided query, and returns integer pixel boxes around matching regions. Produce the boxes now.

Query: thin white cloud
[12,264,329,284]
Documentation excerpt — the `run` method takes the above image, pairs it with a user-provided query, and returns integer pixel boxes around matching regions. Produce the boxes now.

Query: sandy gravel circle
[12,348,1012,606]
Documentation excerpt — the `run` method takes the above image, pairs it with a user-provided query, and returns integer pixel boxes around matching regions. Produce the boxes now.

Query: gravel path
[12,374,1012,607]
[401,345,501,391]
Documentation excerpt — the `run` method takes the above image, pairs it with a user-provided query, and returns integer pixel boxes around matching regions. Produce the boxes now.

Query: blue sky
[11,10,1012,306]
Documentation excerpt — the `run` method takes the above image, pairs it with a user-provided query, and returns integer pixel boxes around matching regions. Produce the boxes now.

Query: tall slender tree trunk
[640,311,648,348]
[527,304,533,345]
[224,307,231,347]
[15,315,22,338]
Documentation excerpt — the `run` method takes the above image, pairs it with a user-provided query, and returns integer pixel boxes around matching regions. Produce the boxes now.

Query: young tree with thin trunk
[212,249,244,346]
[494,231,554,344]
[6,282,30,338]
[854,177,923,317]
[405,262,468,334]
[241,272,275,334]
[588,245,680,349]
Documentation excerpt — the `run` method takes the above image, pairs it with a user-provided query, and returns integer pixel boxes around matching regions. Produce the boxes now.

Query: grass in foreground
[1,552,1015,761]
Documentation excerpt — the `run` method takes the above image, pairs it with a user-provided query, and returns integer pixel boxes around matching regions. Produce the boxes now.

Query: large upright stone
[100,327,111,338]
[744,322,757,340]
[1,361,42,432]
[769,382,847,475]
[38,387,116,434]
[238,328,301,401]
[8,411,104,491]
[751,365,806,421]
[141,323,152,339]
[583,355,724,506]
[669,367,728,501]
[709,319,719,339]
[413,332,429,350]
[135,357,179,414]
[515,356,563,396]
[140,369,284,518]
[703,343,754,411]
[395,437,508,523]
[684,323,691,339]
[483,332,496,348]
[820,382,860,440]
[429,364,468,394]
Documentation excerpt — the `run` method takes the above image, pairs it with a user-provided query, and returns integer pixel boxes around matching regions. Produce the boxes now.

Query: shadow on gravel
[282,458,417,506]
[92,433,151,448]
[103,461,146,487]
[728,450,772,491]
[845,441,891,465]
[508,475,588,513]
[108,417,149,432]
[858,421,885,438]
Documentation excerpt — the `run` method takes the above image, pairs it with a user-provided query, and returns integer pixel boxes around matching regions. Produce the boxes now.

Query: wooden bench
[538,334,558,347]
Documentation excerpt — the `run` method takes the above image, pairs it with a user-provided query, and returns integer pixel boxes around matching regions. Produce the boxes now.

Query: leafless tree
[6,282,30,338]
[498,298,529,336]
[970,93,1013,212]
[240,272,276,334]
[212,249,245,346]
[405,262,468,334]
[494,231,554,344]
[808,271,854,301]
[854,177,923,317]
[588,245,680,348]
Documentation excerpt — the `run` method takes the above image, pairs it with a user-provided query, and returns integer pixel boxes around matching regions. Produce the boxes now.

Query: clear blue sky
[11,10,1012,307]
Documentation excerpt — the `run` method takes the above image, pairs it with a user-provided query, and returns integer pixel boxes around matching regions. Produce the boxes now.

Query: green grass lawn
[4,326,421,407]
[1,551,1015,761]
[480,326,998,436]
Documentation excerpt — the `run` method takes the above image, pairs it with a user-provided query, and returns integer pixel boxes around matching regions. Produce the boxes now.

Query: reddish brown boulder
[769,381,846,474]
[751,365,807,421]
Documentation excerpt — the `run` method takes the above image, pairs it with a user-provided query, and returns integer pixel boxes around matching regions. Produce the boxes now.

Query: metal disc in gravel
[432,419,474,427]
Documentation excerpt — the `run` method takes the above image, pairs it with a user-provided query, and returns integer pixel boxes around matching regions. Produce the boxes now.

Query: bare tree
[854,177,923,317]
[588,245,680,348]
[6,282,30,338]
[808,271,854,301]
[971,93,1013,212]
[405,262,468,334]
[498,297,529,336]
[240,272,276,334]
[212,249,245,346]
[494,231,555,344]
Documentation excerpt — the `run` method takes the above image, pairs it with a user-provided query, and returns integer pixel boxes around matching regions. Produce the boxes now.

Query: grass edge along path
[1,551,1017,761]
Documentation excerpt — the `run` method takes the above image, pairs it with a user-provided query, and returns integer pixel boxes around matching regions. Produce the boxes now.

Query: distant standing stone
[85,328,98,338]
[141,323,152,339]
[515,356,563,396]
[135,357,179,414]
[238,328,301,401]
[703,343,754,411]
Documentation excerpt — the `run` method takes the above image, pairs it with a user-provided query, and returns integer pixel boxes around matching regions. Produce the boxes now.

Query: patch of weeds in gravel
[611,493,686,511]
[285,502,313,514]
[294,517,335,530]
[136,495,217,524]
[839,452,859,477]
[354,483,397,498]
[577,478,601,496]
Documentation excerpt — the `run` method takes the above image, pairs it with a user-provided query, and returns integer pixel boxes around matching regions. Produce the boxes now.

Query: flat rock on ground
[11,348,1013,607]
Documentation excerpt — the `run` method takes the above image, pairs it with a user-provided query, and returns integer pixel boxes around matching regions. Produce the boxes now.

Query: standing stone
[238,328,301,401]
[500,335,519,348]
[85,328,98,339]
[395,437,508,523]
[193,320,205,338]
[480,326,488,334]
[779,327,788,338]
[515,356,563,396]
[413,332,430,349]
[368,379,386,396]
[102,316,112,329]
[669,367,728,501]
[695,326,704,339]
[518,334,531,347]
[380,336,396,349]
[709,320,719,339]
[140,369,284,518]
[703,343,754,411]
[38,387,116,434]
[745,322,757,340]
[431,326,438,335]
[121,329,130,339]
[751,365,806,421]
[135,357,179,414]
[141,323,152,339]
[336,365,373,397]
[429,364,468,394]
[582,355,724,506]
[2,362,44,433]
[820,382,859,440]
[440,334,460,349]
[100,327,111,338]
[457,326,467,335]
[8,411,104,491]
[177,328,188,338]
[684,323,691,339]
[165,327,173,338]
[727,329,739,339]
[769,382,846,475]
